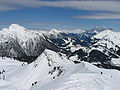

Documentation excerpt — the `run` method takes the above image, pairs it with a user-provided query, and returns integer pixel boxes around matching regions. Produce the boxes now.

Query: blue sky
[0,0,120,31]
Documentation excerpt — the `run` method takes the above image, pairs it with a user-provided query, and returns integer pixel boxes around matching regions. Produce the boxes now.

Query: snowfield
[31,62,120,90]
[0,49,120,90]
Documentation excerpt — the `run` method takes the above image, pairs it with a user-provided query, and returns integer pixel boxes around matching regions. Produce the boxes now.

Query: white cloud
[74,13,120,19]
[1,0,120,19]
[36,1,120,12]
[0,0,120,12]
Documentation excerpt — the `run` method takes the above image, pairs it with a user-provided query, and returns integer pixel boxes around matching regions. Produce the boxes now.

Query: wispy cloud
[1,0,120,20]
[74,13,120,19]
[0,0,120,12]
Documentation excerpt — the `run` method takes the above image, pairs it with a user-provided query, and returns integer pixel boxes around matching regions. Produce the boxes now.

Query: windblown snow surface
[0,49,120,90]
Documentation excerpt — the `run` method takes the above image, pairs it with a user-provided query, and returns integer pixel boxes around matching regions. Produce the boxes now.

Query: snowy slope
[0,57,26,90]
[0,49,73,90]
[0,49,120,90]
[31,61,120,90]
[93,30,120,47]
[91,30,120,55]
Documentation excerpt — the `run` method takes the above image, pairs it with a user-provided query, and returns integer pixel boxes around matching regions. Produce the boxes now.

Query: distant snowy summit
[9,24,26,30]
[89,26,113,34]
[93,30,114,39]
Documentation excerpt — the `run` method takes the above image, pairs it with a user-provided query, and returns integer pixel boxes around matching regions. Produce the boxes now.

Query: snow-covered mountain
[0,49,120,90]
[0,49,73,90]
[1,24,120,90]
[0,24,119,67]
[91,30,120,66]
[0,24,44,57]
[89,26,113,34]
[0,24,94,61]
[0,24,62,62]
[69,29,120,70]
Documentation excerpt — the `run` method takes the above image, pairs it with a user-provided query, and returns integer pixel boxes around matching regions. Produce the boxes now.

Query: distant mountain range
[0,24,119,70]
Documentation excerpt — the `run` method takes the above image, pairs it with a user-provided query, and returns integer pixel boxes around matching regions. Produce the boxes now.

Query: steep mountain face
[0,24,60,62]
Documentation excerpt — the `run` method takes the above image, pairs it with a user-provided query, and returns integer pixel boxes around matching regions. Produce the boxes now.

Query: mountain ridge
[0,24,120,71]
